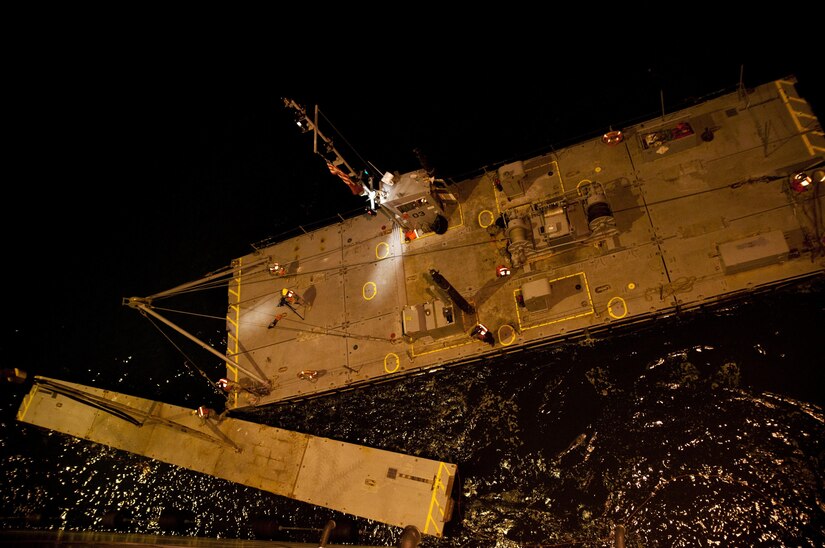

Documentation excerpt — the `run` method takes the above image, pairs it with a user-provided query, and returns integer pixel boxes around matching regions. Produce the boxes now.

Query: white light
[794,172,812,187]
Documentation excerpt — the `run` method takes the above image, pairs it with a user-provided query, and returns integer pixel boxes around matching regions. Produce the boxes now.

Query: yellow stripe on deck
[17,377,457,537]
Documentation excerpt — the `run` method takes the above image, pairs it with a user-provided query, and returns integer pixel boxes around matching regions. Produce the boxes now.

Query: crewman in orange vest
[279,288,303,306]
[470,323,495,346]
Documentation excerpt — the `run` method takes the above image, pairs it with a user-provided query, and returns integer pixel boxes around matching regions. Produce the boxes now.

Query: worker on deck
[268,313,286,329]
[470,323,495,347]
[279,288,303,307]
[195,405,226,422]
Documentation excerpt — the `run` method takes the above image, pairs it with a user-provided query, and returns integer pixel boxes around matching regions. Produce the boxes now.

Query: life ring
[602,131,624,146]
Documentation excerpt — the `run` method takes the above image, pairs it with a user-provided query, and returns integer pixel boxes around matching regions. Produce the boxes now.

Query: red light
[791,172,813,193]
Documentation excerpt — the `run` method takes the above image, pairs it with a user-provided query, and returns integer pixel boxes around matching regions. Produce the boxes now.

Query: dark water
[3,51,824,546]
[2,281,823,547]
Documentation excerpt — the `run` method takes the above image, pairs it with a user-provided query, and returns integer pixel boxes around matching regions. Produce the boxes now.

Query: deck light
[791,172,813,192]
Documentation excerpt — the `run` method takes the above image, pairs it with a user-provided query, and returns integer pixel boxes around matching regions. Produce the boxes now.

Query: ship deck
[226,78,824,409]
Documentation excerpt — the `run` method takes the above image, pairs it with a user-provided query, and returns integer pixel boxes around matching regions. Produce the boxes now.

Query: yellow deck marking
[776,81,815,156]
[478,209,495,228]
[225,258,243,407]
[15,384,38,421]
[424,462,452,535]
[409,338,474,358]
[455,199,465,229]
[375,241,390,259]
[384,353,400,373]
[514,272,595,331]
[607,296,628,319]
[226,304,239,329]
[554,160,565,193]
[498,324,516,346]
[362,281,377,300]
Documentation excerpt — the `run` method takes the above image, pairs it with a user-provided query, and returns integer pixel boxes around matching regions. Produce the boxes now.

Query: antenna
[738,64,750,109]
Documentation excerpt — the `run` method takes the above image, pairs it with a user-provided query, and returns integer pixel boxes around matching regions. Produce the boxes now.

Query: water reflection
[1,286,824,546]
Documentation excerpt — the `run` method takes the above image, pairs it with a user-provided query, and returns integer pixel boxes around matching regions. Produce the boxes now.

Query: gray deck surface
[227,79,824,407]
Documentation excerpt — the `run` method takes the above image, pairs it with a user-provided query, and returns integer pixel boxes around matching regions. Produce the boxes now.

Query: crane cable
[139,307,227,396]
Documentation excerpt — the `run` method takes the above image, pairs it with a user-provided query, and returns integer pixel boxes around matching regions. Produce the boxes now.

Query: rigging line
[318,108,372,169]
[253,165,788,271]
[149,301,389,344]
[367,160,385,178]
[147,258,272,300]
[36,379,236,448]
[224,238,512,309]
[165,176,801,312]
[151,306,227,323]
[151,277,234,299]
[148,283,229,304]
[616,175,784,212]
[35,379,143,426]
[268,320,394,342]
[702,130,817,166]
[233,236,512,286]
[36,379,191,432]
[228,323,396,360]
[142,310,225,392]
[136,415,236,448]
[146,275,235,301]
[725,203,794,223]
[229,324,393,360]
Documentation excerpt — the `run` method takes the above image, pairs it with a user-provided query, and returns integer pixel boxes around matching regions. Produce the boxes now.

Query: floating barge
[16,377,457,538]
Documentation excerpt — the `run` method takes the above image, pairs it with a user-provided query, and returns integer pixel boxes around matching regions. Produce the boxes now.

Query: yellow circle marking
[607,296,628,319]
[362,281,377,301]
[384,352,400,373]
[478,209,495,228]
[594,166,602,173]
[498,324,516,346]
[627,282,636,290]
[375,241,390,259]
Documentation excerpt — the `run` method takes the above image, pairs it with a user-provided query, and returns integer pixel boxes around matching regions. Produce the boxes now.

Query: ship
[129,77,824,409]
[14,75,825,547]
